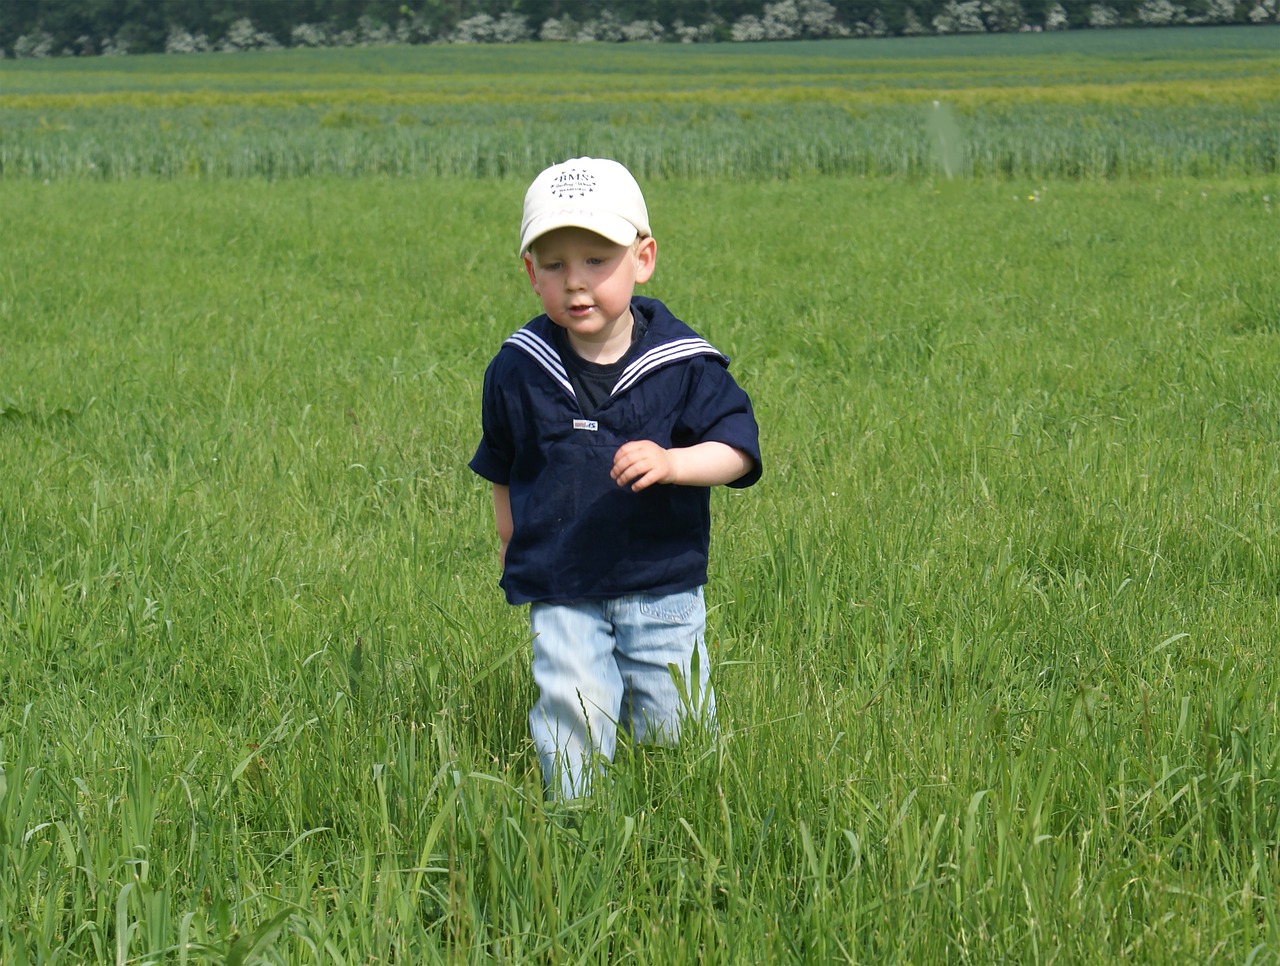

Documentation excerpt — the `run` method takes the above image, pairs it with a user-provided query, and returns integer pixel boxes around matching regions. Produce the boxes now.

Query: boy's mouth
[566,304,594,318]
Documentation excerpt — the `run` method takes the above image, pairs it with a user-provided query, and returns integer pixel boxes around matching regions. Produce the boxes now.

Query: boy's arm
[611,440,753,493]
[492,484,513,569]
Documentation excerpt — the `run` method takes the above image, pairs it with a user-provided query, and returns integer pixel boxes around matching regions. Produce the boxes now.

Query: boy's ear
[634,236,657,284]
[523,253,540,293]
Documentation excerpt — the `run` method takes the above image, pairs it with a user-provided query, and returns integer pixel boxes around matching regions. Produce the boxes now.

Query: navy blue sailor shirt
[470,296,762,605]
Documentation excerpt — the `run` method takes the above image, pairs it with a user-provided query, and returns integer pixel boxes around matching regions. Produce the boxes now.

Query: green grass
[2,173,1277,962]
[2,27,1277,180]
[1,25,1277,963]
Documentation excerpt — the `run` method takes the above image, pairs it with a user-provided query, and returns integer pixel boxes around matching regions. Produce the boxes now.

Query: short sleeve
[677,359,762,489]
[469,357,514,485]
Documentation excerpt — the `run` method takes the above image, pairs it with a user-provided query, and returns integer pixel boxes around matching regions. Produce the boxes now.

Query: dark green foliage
[0,0,1270,55]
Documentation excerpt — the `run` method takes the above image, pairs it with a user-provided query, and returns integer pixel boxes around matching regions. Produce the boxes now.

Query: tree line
[1,0,1275,57]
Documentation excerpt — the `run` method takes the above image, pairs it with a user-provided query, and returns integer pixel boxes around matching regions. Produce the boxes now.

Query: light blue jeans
[529,588,716,799]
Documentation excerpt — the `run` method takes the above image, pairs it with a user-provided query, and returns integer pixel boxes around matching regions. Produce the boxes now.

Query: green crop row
[2,28,1277,181]
[2,101,1276,181]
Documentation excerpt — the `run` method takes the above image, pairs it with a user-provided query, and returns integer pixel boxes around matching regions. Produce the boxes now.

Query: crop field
[2,26,1278,180]
[2,26,1279,965]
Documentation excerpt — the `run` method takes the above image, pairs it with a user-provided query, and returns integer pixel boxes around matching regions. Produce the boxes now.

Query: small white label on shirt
[573,419,598,432]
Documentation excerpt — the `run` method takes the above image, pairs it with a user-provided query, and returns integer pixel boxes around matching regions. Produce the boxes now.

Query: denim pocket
[637,588,703,625]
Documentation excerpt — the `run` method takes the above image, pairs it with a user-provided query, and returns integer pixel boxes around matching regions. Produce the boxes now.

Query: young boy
[469,157,761,799]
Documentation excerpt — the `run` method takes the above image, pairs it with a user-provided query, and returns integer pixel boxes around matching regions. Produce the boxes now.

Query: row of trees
[2,0,1276,57]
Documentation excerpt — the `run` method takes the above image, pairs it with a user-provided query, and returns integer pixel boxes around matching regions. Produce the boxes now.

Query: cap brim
[520,209,640,255]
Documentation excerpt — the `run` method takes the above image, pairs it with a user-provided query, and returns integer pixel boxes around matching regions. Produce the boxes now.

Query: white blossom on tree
[165,26,212,53]
[13,31,55,58]
[761,1,801,39]
[731,1,848,41]
[1201,0,1238,21]
[672,17,720,42]
[730,15,767,40]
[983,0,1026,31]
[902,7,933,33]
[539,17,574,41]
[354,15,394,46]
[218,18,280,51]
[576,10,625,42]
[452,13,531,43]
[622,20,666,42]
[451,14,497,43]
[100,34,130,55]
[1247,0,1277,21]
[290,23,327,47]
[494,13,533,42]
[1137,0,1187,24]
[1044,2,1071,29]
[796,0,850,37]
[853,10,891,36]
[1087,3,1123,26]
[934,1,988,33]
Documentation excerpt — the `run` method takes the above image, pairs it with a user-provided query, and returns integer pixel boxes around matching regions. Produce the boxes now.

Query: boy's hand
[611,440,754,492]
[611,440,675,492]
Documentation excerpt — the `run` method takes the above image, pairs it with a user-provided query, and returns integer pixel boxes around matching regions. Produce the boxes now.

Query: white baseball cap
[519,157,650,256]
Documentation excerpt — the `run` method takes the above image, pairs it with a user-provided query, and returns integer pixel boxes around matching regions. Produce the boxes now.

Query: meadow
[2,27,1279,965]
[1,26,1277,180]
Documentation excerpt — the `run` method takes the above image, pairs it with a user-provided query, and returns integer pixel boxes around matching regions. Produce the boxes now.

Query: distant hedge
[3,0,1275,59]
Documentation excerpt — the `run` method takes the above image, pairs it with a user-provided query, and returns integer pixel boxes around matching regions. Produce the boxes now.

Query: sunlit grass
[2,174,1277,961]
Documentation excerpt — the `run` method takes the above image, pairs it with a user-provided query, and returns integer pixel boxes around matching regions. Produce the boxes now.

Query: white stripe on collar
[611,338,723,396]
[505,327,724,401]
[505,329,575,398]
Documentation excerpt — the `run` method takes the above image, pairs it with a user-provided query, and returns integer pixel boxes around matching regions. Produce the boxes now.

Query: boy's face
[523,226,657,355]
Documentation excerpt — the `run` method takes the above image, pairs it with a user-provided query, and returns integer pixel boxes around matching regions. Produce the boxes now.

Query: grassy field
[2,27,1279,965]
[2,26,1277,180]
